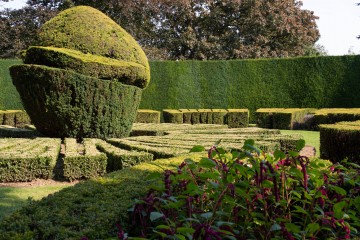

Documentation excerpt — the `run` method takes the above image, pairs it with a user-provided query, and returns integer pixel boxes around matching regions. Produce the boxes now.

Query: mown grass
[0,185,71,220]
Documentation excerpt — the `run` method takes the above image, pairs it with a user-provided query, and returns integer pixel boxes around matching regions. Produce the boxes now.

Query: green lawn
[0,185,70,220]
[280,130,320,157]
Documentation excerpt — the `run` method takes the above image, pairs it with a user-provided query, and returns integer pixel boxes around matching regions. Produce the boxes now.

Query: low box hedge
[319,120,360,163]
[63,138,107,181]
[312,108,360,130]
[0,138,61,182]
[1,110,17,126]
[95,139,153,171]
[0,125,39,138]
[225,109,249,128]
[163,109,183,124]
[255,108,312,130]
[198,109,211,124]
[179,109,194,124]
[14,110,31,128]
[135,109,160,124]
[211,109,228,125]
[0,153,195,239]
[189,109,201,124]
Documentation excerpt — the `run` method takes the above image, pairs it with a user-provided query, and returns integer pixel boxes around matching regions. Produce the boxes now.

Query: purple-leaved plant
[116,139,360,239]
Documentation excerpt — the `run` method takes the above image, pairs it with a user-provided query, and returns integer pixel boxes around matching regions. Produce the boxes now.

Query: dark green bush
[0,59,22,110]
[140,56,360,121]
[11,65,142,139]
[320,120,360,163]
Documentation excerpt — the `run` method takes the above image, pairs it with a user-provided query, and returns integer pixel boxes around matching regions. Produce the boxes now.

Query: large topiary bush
[10,6,150,139]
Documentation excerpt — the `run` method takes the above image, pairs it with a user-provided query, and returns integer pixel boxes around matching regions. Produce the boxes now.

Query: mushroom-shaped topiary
[10,6,150,139]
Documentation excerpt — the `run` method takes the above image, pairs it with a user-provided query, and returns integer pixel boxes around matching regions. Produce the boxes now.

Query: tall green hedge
[2,55,360,115]
[0,59,22,110]
[141,56,360,116]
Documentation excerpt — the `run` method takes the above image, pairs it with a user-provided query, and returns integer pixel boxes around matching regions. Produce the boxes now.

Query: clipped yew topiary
[10,6,150,139]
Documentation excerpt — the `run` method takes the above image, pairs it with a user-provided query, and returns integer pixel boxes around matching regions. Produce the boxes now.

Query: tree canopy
[0,0,320,60]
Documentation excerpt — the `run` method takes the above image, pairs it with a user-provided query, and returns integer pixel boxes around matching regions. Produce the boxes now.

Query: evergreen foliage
[140,56,360,118]
[9,6,150,138]
[11,65,142,139]
[320,120,360,163]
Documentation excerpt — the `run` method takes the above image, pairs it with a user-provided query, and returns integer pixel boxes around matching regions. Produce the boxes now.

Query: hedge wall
[140,56,360,117]
[0,59,22,110]
[2,56,360,116]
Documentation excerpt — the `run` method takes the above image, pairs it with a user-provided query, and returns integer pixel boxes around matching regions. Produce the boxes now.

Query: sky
[1,0,360,56]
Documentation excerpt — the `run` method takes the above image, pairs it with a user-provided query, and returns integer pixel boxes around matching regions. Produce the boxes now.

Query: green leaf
[270,223,282,231]
[175,234,186,240]
[190,145,205,153]
[153,230,167,238]
[293,206,309,215]
[296,139,306,151]
[274,150,286,160]
[176,227,195,235]
[331,186,347,196]
[150,212,164,222]
[216,147,226,154]
[156,225,171,230]
[334,201,347,219]
[288,151,299,157]
[262,180,273,188]
[199,158,217,168]
[244,139,255,146]
[285,223,301,233]
[306,223,320,234]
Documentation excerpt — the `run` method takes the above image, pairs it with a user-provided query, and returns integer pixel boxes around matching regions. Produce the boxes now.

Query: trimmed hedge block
[189,109,201,124]
[319,121,360,163]
[0,125,39,138]
[135,109,160,123]
[96,140,153,171]
[225,109,249,128]
[179,109,193,124]
[212,109,228,125]
[14,110,31,128]
[312,108,360,130]
[163,109,183,124]
[0,138,61,182]
[2,110,16,126]
[0,110,31,127]
[256,108,312,130]
[63,138,107,181]
[198,109,211,124]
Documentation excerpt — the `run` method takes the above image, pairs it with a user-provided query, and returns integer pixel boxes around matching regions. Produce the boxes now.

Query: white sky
[1,0,360,56]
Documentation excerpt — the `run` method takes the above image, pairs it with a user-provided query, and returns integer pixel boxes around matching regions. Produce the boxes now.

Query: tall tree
[0,0,320,60]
